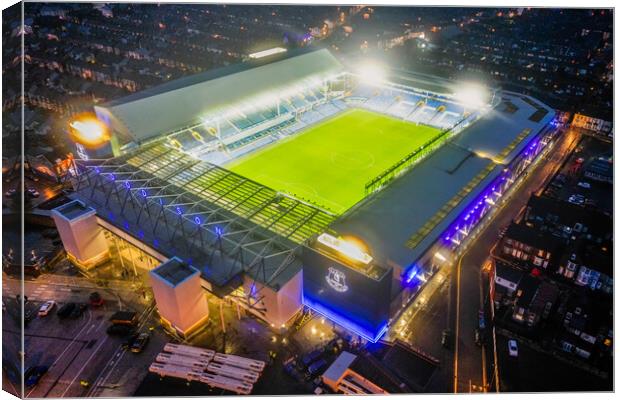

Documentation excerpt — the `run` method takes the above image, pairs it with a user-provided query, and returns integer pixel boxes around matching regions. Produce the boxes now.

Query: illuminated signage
[326,267,348,292]
[317,233,373,265]
[248,47,287,59]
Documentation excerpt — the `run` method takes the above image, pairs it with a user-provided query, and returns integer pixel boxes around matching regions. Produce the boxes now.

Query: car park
[38,301,56,317]
[508,339,519,357]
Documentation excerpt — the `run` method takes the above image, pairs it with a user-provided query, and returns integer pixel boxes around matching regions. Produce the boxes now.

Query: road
[2,266,161,398]
[452,127,580,393]
[386,126,579,393]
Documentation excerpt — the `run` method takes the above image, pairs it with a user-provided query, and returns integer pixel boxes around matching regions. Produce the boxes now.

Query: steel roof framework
[70,144,335,297]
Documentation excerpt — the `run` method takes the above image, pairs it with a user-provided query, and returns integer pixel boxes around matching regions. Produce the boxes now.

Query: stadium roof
[331,92,554,269]
[70,142,336,293]
[95,48,344,145]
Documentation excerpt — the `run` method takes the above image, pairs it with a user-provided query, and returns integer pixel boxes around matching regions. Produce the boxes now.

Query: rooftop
[151,257,198,287]
[331,92,553,269]
[52,199,95,220]
[95,48,344,144]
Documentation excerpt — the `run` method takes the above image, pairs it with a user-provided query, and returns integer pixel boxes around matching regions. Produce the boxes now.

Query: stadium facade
[55,48,560,340]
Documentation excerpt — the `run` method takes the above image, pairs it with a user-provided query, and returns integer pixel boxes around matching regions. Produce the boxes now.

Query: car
[474,328,483,346]
[301,350,324,367]
[577,181,591,189]
[57,302,76,319]
[25,365,48,387]
[38,301,56,317]
[130,332,150,353]
[89,292,104,307]
[284,361,305,382]
[306,359,328,379]
[26,187,40,198]
[508,339,519,357]
[121,334,139,350]
[478,309,486,329]
[109,311,138,326]
[24,309,35,326]
[568,194,585,205]
[69,303,87,319]
[106,324,135,336]
[441,329,451,348]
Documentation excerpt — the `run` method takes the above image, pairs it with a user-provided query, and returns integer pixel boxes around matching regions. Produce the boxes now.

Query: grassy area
[227,109,441,214]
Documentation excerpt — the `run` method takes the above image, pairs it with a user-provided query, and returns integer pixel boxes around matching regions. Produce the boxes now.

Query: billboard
[302,245,392,342]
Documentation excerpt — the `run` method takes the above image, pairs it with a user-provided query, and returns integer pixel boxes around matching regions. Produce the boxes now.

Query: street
[452,127,580,393]
[388,126,580,393]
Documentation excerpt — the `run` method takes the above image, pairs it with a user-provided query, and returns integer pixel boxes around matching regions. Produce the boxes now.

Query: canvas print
[1,2,613,397]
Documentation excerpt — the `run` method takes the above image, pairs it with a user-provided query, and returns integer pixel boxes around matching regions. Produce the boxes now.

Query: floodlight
[68,115,110,147]
[453,82,489,108]
[356,61,387,85]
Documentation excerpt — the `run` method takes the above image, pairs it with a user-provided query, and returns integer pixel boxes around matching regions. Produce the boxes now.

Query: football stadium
[53,48,560,341]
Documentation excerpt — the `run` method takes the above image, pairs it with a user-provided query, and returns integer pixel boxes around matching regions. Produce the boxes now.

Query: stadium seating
[162,78,480,168]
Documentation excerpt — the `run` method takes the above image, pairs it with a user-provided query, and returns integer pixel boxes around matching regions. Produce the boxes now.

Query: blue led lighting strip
[302,295,388,343]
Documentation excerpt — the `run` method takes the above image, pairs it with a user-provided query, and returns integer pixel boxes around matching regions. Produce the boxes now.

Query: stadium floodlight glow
[317,233,373,265]
[454,82,489,108]
[356,61,387,85]
[69,115,110,147]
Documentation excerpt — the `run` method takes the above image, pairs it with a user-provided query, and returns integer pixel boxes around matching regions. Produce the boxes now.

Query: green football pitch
[227,109,441,214]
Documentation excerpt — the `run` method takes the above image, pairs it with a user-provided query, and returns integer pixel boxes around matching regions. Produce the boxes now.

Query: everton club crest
[326,267,348,293]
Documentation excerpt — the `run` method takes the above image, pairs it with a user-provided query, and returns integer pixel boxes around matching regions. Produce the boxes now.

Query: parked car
[26,187,40,198]
[508,339,519,357]
[306,359,328,379]
[57,302,76,319]
[441,329,451,348]
[25,365,48,387]
[106,324,135,336]
[38,301,56,317]
[24,309,35,326]
[89,292,104,307]
[301,350,324,367]
[109,311,138,326]
[130,332,150,353]
[69,303,87,319]
[121,334,139,350]
[284,361,305,382]
[568,194,585,205]
[474,328,482,346]
[577,181,591,189]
